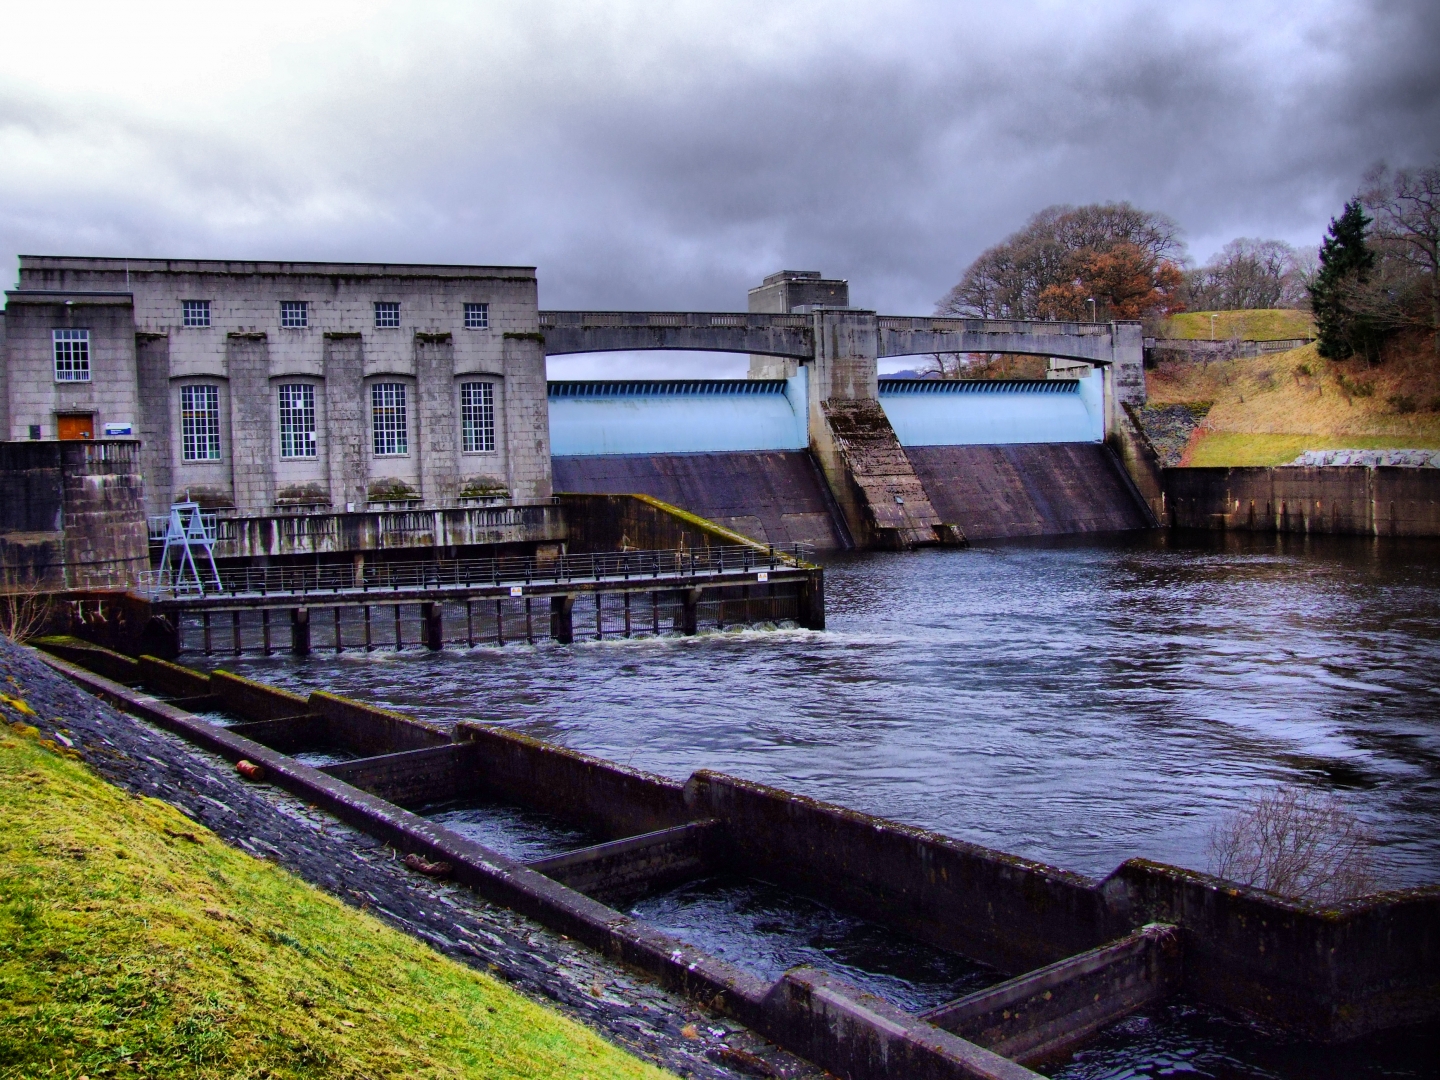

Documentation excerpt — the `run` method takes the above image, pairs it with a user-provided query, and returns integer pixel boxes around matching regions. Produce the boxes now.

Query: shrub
[1387,393,1417,414]
[1207,786,1376,903]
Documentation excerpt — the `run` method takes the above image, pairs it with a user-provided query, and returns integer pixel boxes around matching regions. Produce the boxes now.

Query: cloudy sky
[2,1,1436,375]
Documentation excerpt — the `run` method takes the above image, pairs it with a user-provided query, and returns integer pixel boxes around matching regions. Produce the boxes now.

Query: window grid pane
[374,301,400,328]
[52,329,91,382]
[278,383,317,459]
[464,302,489,330]
[180,385,222,461]
[371,383,408,456]
[182,300,211,327]
[460,381,495,453]
[280,301,308,328]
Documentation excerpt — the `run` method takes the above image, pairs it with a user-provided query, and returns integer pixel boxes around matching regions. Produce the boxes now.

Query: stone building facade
[1,258,551,516]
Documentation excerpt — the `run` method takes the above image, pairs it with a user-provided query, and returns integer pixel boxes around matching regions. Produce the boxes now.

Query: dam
[544,270,1156,550]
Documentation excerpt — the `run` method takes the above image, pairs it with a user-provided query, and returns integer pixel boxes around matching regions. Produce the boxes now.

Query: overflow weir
[34,637,1440,1080]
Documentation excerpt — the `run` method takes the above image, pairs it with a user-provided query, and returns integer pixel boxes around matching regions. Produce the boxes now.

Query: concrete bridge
[541,294,1156,551]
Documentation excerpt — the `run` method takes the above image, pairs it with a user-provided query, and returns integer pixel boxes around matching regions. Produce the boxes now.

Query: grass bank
[1147,341,1440,466]
[1163,309,1314,341]
[0,707,670,1080]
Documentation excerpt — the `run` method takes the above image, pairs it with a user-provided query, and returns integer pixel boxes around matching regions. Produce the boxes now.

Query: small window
[278,383,318,459]
[53,329,91,382]
[280,300,308,328]
[182,300,211,327]
[371,383,408,456]
[180,385,222,461]
[374,301,400,328]
[464,302,489,330]
[460,381,495,453]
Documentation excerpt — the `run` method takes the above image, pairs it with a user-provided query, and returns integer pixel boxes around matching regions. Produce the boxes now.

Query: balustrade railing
[137,543,812,601]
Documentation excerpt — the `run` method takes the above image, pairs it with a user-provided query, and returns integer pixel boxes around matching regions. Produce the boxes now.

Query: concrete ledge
[34,637,139,685]
[765,968,1037,1080]
[456,721,690,839]
[211,670,310,721]
[138,655,212,698]
[684,770,1107,974]
[1163,466,1440,536]
[529,819,722,904]
[922,924,1183,1064]
[308,691,452,755]
[1105,859,1440,1040]
[321,744,476,807]
[226,714,330,755]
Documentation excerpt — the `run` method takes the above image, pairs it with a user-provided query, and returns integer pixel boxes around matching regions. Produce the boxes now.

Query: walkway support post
[550,594,575,644]
[290,606,310,656]
[422,602,443,651]
[681,588,701,636]
[798,571,826,631]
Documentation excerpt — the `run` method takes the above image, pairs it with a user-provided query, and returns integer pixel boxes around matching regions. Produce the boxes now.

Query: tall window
[280,300,308,328]
[371,383,408,456]
[464,302,489,330]
[180,385,222,461]
[52,329,91,382]
[460,381,495,453]
[374,301,400,328]
[182,300,211,327]
[278,383,317,459]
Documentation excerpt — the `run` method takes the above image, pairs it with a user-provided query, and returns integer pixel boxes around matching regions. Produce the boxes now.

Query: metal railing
[137,543,813,602]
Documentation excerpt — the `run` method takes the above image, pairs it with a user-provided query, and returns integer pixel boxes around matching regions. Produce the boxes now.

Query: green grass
[1165,309,1314,341]
[1183,432,1440,467]
[0,707,671,1080]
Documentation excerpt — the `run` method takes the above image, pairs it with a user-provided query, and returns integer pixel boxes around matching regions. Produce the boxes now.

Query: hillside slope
[1145,342,1440,466]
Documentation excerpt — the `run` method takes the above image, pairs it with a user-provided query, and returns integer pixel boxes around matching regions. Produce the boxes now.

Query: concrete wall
[907,444,1153,540]
[1164,466,1440,536]
[547,376,808,456]
[6,257,550,513]
[553,451,850,550]
[0,440,149,587]
[879,374,1104,447]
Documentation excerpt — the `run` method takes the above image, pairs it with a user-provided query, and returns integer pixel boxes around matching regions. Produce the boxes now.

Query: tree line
[937,159,1439,361]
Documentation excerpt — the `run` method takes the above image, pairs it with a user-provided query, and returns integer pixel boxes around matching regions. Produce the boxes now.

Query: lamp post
[1086,297,1096,322]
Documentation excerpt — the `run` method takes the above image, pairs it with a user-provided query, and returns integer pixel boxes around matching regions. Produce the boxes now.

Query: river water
[202,530,1440,1076]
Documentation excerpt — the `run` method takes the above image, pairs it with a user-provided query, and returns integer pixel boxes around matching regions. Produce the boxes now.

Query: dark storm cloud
[2,0,1437,320]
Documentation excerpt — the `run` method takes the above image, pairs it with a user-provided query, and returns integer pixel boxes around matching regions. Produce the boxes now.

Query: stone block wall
[0,440,148,587]
[2,291,139,442]
[6,258,551,515]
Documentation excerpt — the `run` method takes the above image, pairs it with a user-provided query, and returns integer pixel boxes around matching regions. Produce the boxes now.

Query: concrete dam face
[549,373,1152,548]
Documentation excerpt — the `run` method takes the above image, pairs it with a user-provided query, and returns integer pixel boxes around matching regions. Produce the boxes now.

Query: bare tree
[1207,786,1377,904]
[1182,238,1308,310]
[1364,162,1440,353]
[0,558,53,643]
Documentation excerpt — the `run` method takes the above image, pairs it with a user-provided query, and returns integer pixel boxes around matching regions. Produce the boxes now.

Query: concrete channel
[34,638,1440,1079]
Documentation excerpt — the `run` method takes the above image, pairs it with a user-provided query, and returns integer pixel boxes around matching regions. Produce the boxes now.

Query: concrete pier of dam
[33,636,1440,1080]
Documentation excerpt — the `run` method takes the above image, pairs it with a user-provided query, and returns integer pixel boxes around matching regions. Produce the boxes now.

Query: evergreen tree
[1310,200,1376,359]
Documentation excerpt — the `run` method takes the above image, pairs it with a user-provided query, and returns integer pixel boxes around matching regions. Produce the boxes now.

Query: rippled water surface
[214,531,1440,887]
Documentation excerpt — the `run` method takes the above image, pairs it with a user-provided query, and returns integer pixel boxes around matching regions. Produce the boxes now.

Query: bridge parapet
[539,310,813,359]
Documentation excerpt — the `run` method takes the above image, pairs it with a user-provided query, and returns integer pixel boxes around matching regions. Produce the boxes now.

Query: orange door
[57,414,94,440]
